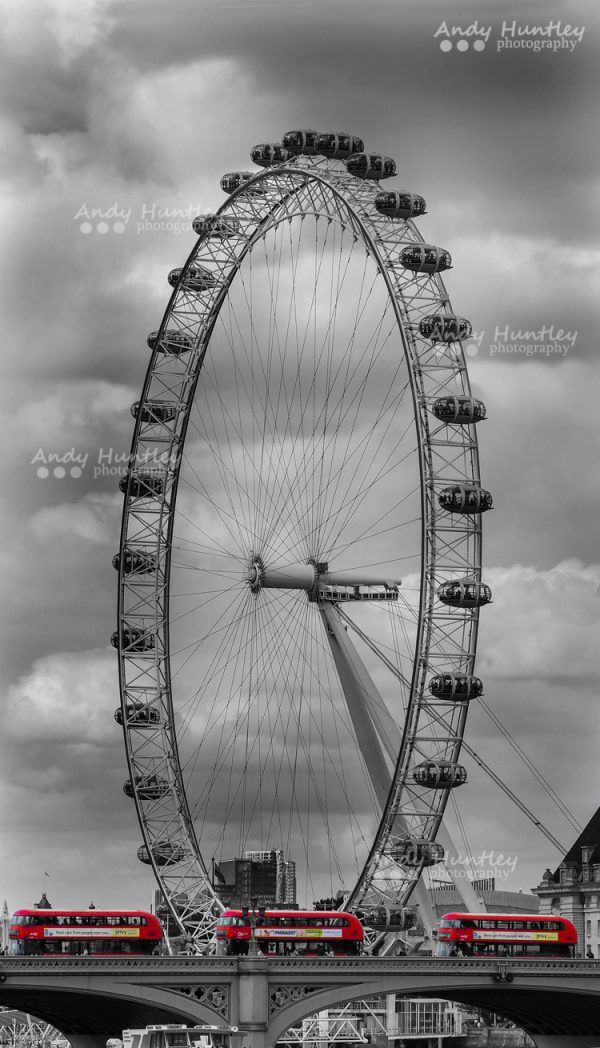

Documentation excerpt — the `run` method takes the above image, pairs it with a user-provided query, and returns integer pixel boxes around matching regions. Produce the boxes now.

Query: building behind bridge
[429,881,540,925]
[532,804,600,959]
[212,849,297,908]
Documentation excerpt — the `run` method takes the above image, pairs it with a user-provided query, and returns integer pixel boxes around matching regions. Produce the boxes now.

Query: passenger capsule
[438,485,493,514]
[131,400,177,424]
[412,760,467,789]
[114,701,161,727]
[281,129,320,155]
[124,776,170,801]
[390,837,445,867]
[400,245,452,274]
[429,673,484,701]
[192,214,240,238]
[357,906,416,931]
[168,264,216,292]
[111,628,155,653]
[119,472,164,498]
[375,191,427,220]
[314,132,365,159]
[346,153,396,180]
[112,548,157,575]
[220,171,266,195]
[431,396,487,425]
[437,579,492,608]
[251,143,289,167]
[147,330,194,355]
[137,842,187,866]
[419,314,472,343]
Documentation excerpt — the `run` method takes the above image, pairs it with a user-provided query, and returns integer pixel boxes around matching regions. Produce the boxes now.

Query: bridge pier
[233,956,269,1048]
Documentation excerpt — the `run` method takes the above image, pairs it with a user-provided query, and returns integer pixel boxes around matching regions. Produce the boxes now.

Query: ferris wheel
[113,129,492,950]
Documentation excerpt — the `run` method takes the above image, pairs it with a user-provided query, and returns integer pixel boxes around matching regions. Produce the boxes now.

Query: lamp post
[248,897,259,956]
[242,898,266,957]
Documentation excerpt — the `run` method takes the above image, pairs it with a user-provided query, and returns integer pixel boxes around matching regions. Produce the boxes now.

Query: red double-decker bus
[215,909,363,956]
[435,912,577,958]
[8,909,163,957]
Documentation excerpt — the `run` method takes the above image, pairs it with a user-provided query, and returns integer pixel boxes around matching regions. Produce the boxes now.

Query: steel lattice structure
[114,130,491,950]
[0,1011,69,1048]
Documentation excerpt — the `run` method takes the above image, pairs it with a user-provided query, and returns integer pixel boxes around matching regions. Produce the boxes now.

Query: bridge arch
[0,979,225,1046]
[267,973,600,1046]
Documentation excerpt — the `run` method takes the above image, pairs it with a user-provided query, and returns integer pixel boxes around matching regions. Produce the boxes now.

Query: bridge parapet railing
[1,957,600,975]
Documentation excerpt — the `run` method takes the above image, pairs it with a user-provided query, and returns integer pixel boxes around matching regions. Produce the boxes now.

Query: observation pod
[346,153,396,180]
[119,472,164,498]
[437,579,492,608]
[192,213,240,238]
[358,906,416,931]
[429,673,484,701]
[147,330,194,355]
[314,132,365,159]
[168,264,216,292]
[251,143,289,167]
[375,190,426,220]
[438,485,493,514]
[419,314,472,343]
[281,129,320,155]
[412,760,467,789]
[131,400,177,424]
[114,701,161,727]
[220,171,266,195]
[124,776,170,801]
[137,842,188,866]
[400,244,452,274]
[111,628,155,653]
[390,837,445,867]
[432,395,487,425]
[112,548,157,574]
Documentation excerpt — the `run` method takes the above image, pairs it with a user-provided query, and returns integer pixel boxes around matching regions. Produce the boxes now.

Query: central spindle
[247,556,400,597]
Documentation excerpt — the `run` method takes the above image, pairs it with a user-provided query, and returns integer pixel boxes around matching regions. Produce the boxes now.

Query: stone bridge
[1,955,599,1048]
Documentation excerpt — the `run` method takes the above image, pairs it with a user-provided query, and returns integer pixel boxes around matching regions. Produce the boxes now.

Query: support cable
[476,696,583,834]
[337,609,568,855]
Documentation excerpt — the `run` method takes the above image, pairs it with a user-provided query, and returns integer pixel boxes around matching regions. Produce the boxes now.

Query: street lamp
[245,897,265,956]
[248,897,258,956]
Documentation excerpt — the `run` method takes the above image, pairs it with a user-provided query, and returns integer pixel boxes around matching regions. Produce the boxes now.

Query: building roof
[429,887,539,915]
[556,805,600,874]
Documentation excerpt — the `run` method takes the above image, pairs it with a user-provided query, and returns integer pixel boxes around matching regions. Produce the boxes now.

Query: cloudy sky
[1,0,599,918]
